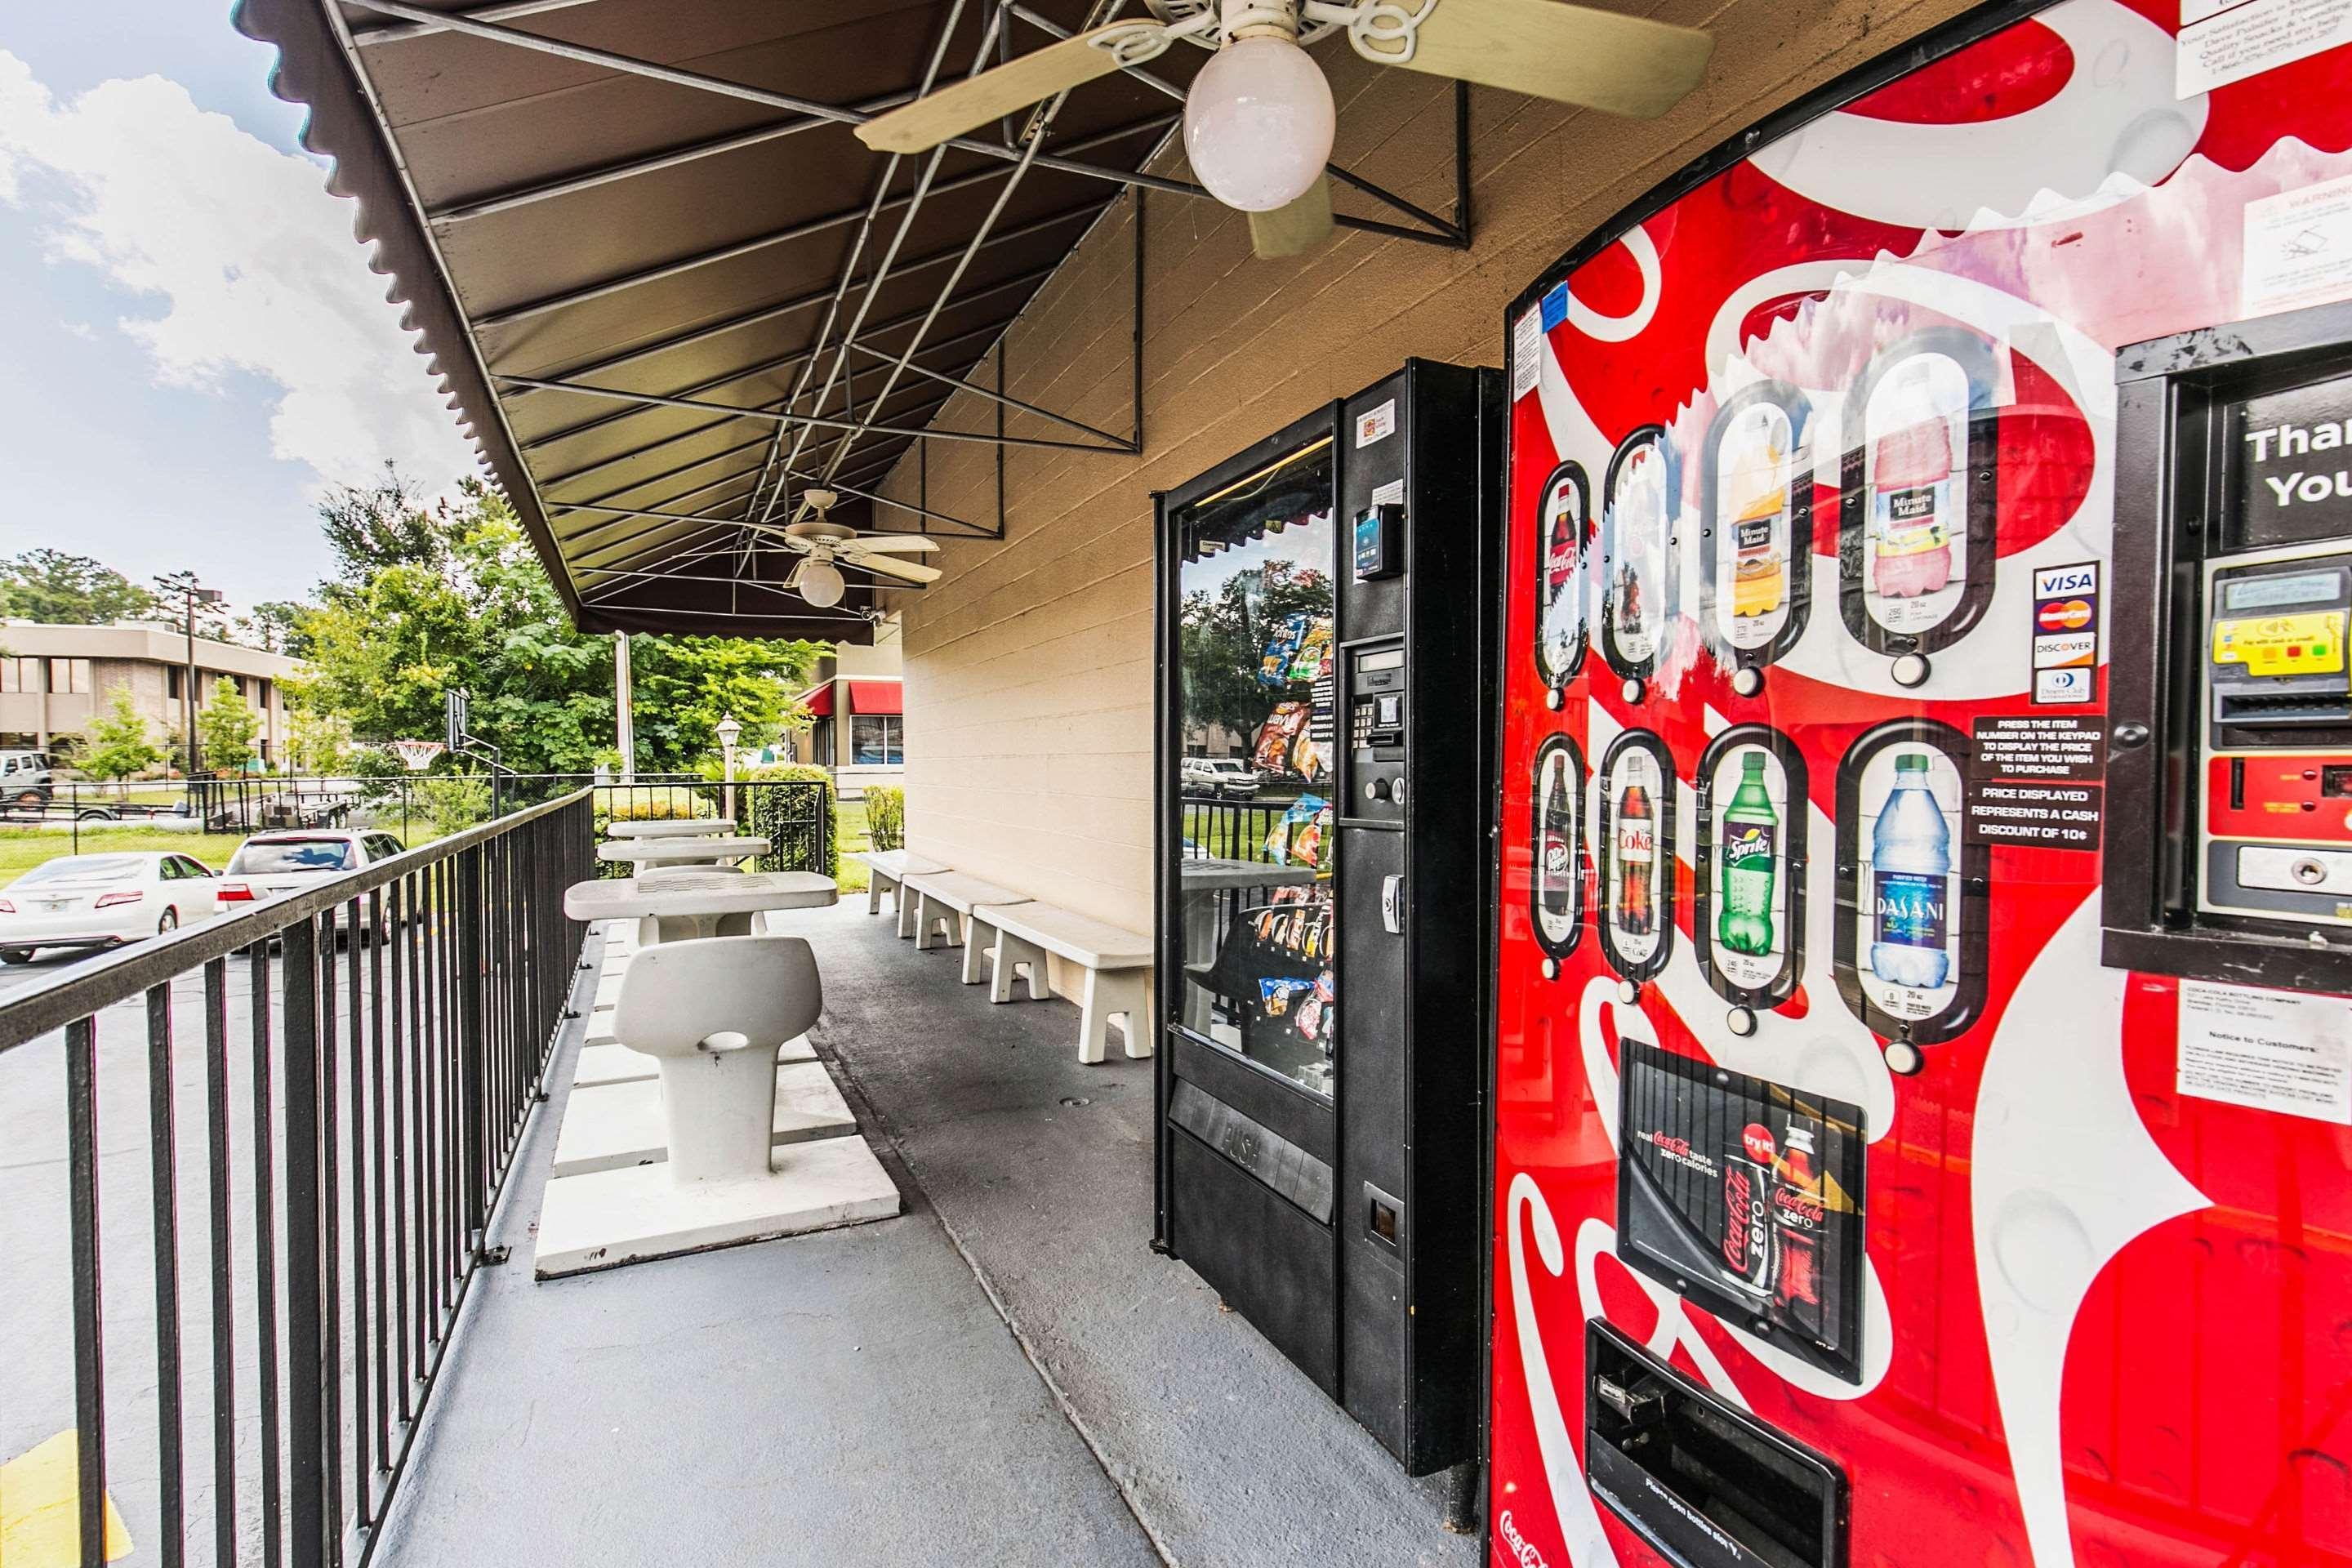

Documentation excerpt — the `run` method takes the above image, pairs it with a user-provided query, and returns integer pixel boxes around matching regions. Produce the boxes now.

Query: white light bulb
[800,559,846,608]
[1182,35,1334,212]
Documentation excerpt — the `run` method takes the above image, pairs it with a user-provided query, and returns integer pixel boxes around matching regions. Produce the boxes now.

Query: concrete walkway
[374,901,1477,1567]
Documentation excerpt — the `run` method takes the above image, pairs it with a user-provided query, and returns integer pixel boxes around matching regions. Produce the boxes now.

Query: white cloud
[0,51,476,494]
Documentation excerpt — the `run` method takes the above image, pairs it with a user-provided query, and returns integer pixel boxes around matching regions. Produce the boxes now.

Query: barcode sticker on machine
[2178,979,2352,1122]
[1512,309,1543,400]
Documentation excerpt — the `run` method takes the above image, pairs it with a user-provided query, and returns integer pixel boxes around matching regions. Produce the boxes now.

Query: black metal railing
[0,789,595,1568]
[1178,792,1289,863]
[581,777,834,880]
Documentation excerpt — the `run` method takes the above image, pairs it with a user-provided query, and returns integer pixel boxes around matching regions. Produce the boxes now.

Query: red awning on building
[849,682,903,715]
[799,681,836,718]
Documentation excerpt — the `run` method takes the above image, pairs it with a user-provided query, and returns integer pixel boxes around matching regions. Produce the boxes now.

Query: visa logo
[2034,564,2099,597]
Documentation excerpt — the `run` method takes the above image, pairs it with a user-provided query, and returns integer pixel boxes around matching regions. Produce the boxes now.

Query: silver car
[220,830,408,932]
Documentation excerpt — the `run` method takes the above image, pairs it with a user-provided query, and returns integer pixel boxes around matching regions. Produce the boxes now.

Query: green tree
[82,684,163,793]
[0,550,157,624]
[200,677,263,775]
[318,463,448,583]
[1177,562,1334,742]
[236,599,317,657]
[291,473,826,775]
[287,706,351,774]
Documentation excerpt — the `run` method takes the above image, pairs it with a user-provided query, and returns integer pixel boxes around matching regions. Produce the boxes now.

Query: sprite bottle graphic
[1718,752,1776,956]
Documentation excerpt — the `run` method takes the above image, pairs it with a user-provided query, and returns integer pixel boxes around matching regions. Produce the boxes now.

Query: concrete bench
[971,902,1152,1064]
[900,871,1032,978]
[848,849,948,933]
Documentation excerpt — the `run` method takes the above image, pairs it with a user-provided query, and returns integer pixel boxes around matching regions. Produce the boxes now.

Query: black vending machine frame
[2105,296,2352,991]
[1152,359,1503,1475]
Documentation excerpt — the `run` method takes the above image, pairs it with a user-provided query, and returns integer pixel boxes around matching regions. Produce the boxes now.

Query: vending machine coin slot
[1585,1321,1850,1568]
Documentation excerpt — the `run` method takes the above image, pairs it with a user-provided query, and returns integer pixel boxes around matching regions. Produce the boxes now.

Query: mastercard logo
[2038,598,2094,631]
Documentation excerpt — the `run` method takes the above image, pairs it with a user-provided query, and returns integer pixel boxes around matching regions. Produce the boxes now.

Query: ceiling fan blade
[844,535,942,555]
[856,24,1162,155]
[1250,175,1334,260]
[841,553,943,586]
[1388,0,1712,119]
[784,557,808,590]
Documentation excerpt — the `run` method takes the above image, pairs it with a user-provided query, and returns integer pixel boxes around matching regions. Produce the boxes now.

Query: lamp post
[155,572,224,785]
[715,712,742,822]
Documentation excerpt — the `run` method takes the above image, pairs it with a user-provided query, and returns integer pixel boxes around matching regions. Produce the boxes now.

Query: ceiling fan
[857,0,1713,259]
[758,490,944,607]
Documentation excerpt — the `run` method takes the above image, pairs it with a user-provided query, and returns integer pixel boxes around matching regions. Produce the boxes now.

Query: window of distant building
[0,657,38,693]
[167,666,182,701]
[46,659,91,695]
[850,715,903,766]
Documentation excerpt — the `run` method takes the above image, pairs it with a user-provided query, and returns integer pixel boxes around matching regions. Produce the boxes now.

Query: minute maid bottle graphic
[1869,752,1951,992]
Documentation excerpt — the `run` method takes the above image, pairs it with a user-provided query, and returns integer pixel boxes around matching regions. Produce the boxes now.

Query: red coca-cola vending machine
[1488,4,2352,1566]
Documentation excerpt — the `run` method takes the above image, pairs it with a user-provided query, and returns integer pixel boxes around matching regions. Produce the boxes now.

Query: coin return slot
[1586,1322,1848,1568]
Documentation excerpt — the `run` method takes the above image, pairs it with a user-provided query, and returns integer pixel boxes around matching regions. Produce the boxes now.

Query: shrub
[865,786,905,851]
[415,773,492,837]
[729,762,838,880]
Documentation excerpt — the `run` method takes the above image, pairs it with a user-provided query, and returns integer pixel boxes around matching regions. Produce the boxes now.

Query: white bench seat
[899,871,1032,981]
[971,902,1152,1064]
[848,849,949,934]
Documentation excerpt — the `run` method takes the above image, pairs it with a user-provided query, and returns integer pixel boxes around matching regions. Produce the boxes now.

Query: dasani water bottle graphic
[1869,752,1950,990]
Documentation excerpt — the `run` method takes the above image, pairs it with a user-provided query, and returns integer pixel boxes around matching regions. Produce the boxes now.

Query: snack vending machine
[1155,359,1501,1473]
[1490,4,2352,1566]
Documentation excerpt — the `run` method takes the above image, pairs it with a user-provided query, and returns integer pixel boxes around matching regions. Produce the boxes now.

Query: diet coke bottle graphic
[1616,781,1655,937]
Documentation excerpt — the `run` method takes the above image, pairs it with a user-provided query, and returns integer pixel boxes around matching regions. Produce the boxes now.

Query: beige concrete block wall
[876,0,1979,991]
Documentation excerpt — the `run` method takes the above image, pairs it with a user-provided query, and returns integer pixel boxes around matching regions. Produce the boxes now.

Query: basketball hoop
[390,739,446,773]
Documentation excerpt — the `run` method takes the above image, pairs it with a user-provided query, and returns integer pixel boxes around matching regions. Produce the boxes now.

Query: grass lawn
[0,823,439,889]
[836,799,871,893]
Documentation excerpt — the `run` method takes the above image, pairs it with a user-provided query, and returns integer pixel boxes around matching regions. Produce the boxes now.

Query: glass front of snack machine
[1170,431,1341,1097]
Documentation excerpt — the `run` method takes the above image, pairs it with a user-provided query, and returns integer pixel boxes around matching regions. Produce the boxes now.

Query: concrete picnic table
[606,817,736,839]
[564,869,839,944]
[595,835,769,869]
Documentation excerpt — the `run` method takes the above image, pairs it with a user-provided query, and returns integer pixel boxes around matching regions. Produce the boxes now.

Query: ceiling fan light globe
[800,560,847,608]
[1182,35,1334,212]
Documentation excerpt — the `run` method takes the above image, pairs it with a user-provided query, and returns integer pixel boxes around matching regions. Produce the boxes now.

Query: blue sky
[0,3,473,611]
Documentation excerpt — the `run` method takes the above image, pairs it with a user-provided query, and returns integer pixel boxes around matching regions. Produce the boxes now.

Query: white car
[1183,756,1261,798]
[220,831,408,927]
[0,851,222,963]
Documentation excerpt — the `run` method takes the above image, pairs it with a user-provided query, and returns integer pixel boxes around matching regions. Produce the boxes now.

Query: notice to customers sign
[2178,978,2352,1123]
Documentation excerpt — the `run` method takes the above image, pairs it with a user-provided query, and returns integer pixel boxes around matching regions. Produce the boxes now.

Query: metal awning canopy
[237,0,1471,638]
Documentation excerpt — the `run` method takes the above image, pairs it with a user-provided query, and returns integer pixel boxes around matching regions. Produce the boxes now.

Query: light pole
[155,572,224,782]
[715,712,742,822]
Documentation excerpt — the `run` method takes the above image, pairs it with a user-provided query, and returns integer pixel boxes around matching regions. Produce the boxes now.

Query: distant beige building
[776,619,904,801]
[0,621,301,764]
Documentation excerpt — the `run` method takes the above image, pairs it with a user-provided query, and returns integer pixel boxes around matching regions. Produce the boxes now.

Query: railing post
[458,843,493,1261]
[281,917,329,1568]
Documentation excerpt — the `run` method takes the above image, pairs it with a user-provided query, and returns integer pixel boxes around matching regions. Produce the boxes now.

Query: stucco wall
[875,0,1980,952]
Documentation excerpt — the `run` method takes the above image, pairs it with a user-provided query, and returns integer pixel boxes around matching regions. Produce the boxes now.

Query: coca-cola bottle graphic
[1616,781,1655,936]
[1773,1121,1828,1335]
[1722,1124,1775,1295]
[1871,413,1955,600]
